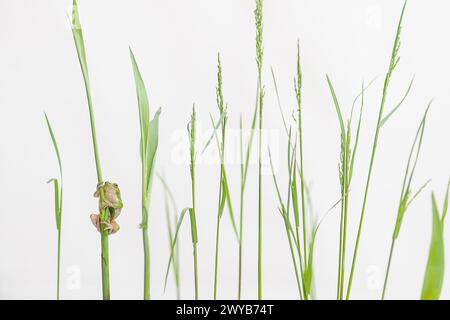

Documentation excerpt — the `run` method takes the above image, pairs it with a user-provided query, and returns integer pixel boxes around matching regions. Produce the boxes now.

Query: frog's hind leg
[90,214,101,232]
[101,220,120,235]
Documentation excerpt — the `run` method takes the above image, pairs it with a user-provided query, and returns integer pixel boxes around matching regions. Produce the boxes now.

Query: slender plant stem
[213,141,225,299]
[346,1,407,299]
[56,229,61,300]
[337,197,344,299]
[381,105,430,300]
[213,214,221,299]
[87,84,109,300]
[295,227,307,299]
[238,115,244,299]
[213,55,227,299]
[340,185,349,299]
[44,113,63,300]
[257,103,263,300]
[142,206,150,300]
[295,54,308,300]
[381,240,396,299]
[193,243,199,300]
[338,130,351,299]
[285,220,303,299]
[346,81,389,299]
[189,106,198,300]
[100,225,110,299]
[298,109,307,274]
[71,2,110,299]
[255,0,264,299]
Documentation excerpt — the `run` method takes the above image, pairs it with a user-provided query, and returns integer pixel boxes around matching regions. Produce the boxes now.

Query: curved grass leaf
[381,75,415,127]
[164,207,191,291]
[44,113,63,300]
[421,192,447,300]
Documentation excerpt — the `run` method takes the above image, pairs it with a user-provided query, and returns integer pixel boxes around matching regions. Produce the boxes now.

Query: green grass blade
[145,108,161,194]
[158,173,181,299]
[381,75,415,127]
[44,113,63,300]
[47,178,61,230]
[348,81,366,184]
[270,67,290,136]
[189,208,198,244]
[202,111,226,154]
[164,207,190,291]
[382,106,430,299]
[71,1,110,299]
[393,106,430,238]
[421,193,446,300]
[208,114,239,238]
[346,0,408,299]
[44,113,63,177]
[441,180,450,221]
[268,148,303,298]
[129,48,161,300]
[129,48,150,159]
[70,0,103,183]
[326,75,346,137]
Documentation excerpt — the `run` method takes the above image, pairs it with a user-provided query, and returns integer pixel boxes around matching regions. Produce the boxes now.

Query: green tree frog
[90,181,123,235]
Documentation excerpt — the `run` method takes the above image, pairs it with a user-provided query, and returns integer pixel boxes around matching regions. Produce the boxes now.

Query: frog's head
[105,182,121,201]
[104,181,119,192]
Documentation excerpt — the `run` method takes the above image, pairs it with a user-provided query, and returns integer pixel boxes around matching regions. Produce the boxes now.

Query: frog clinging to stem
[90,181,123,235]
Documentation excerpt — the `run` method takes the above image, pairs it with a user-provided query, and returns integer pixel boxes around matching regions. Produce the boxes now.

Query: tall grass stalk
[44,113,63,300]
[254,0,265,300]
[236,0,264,300]
[292,42,309,299]
[346,0,409,299]
[326,77,369,299]
[271,45,313,299]
[294,41,307,272]
[130,48,161,300]
[188,105,199,300]
[70,0,110,299]
[210,53,235,299]
[164,106,199,300]
[268,131,303,299]
[381,105,431,299]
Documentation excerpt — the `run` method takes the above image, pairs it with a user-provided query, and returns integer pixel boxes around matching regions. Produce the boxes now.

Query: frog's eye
[113,183,118,187]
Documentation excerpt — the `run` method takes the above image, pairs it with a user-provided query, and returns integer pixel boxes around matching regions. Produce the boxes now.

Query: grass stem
[346,1,408,299]
[70,0,110,299]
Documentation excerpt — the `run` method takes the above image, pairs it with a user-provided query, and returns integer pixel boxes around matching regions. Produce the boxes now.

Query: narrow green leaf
[326,75,346,138]
[348,81,366,184]
[129,48,150,159]
[393,105,430,238]
[145,108,161,194]
[441,180,450,222]
[44,113,63,177]
[202,111,226,154]
[164,207,191,291]
[291,161,300,227]
[47,178,61,230]
[160,173,181,298]
[381,75,415,127]
[189,208,198,244]
[207,114,239,238]
[44,113,63,231]
[421,193,446,300]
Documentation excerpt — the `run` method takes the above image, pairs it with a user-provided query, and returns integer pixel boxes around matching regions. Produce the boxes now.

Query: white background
[0,0,449,300]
